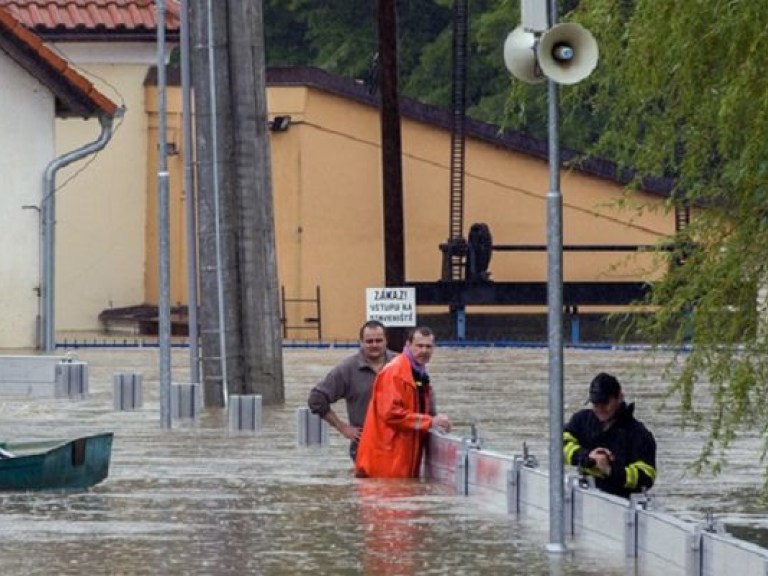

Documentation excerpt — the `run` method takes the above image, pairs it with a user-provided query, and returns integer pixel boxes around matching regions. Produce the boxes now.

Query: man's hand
[588,447,614,476]
[432,414,452,434]
[323,409,360,441]
[338,423,361,441]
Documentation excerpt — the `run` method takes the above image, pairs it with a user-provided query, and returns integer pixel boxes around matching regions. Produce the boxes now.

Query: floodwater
[0,345,765,575]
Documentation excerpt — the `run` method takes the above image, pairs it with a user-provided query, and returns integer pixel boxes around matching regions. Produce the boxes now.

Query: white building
[0,8,117,349]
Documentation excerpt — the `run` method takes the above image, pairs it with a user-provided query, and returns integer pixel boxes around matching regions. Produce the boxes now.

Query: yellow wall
[144,87,186,305]
[147,82,674,341]
[54,61,151,331]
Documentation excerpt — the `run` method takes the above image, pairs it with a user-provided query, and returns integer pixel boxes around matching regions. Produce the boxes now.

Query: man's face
[592,394,622,423]
[406,332,435,365]
[360,327,387,362]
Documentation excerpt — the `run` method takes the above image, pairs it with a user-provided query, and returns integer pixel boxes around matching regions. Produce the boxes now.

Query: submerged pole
[156,0,172,429]
[180,0,200,384]
[546,0,566,554]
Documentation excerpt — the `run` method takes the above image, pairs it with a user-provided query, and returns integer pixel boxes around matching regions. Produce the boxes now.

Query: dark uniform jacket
[563,402,656,498]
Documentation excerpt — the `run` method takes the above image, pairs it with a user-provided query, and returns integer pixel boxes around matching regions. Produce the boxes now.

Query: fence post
[296,407,328,445]
[228,395,262,432]
[113,373,143,410]
[55,360,89,399]
[171,382,201,420]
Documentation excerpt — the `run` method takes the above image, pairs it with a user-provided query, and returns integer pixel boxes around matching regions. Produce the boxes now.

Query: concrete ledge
[0,355,66,397]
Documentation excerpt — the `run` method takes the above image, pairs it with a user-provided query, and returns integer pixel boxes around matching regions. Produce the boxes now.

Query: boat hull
[0,433,113,491]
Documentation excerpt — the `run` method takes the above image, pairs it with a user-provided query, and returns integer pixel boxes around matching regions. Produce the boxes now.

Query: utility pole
[377,0,406,351]
[227,0,284,402]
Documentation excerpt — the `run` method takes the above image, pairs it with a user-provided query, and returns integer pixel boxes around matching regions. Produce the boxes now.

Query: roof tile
[0,1,179,33]
[0,5,118,116]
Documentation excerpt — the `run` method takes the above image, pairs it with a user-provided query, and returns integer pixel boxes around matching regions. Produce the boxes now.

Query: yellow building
[146,67,675,342]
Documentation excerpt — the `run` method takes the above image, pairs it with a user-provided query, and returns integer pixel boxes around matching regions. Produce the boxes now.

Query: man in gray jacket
[308,320,396,461]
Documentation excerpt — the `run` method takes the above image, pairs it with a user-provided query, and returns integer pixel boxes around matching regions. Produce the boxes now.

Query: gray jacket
[308,349,397,428]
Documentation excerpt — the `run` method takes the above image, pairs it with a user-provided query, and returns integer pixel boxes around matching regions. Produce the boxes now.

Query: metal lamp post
[503,0,599,552]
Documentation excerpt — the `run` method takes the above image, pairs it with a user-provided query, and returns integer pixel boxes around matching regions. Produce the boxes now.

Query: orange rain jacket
[355,353,434,478]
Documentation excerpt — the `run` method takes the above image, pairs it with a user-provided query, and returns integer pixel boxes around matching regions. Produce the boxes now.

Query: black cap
[588,372,621,404]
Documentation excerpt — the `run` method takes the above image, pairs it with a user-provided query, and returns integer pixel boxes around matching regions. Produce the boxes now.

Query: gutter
[40,111,121,352]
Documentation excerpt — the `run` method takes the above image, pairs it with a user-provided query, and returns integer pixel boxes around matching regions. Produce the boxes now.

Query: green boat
[0,432,113,491]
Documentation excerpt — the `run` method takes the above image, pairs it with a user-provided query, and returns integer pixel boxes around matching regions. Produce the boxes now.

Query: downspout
[40,112,118,352]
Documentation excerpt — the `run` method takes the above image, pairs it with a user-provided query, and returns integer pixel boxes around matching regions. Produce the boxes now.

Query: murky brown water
[0,345,763,575]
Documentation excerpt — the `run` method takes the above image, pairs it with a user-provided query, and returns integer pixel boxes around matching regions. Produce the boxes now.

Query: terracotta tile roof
[0,0,179,39]
[0,6,118,116]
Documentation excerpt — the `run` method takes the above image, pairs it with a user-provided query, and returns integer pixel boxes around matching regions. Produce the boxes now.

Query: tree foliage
[573,0,768,484]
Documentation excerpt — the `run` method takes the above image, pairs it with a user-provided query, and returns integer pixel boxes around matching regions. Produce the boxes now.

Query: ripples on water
[0,346,762,575]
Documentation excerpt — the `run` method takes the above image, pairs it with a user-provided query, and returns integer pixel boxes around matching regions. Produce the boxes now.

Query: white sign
[366,287,417,327]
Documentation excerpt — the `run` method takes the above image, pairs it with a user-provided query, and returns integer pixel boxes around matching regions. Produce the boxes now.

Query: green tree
[574,0,768,486]
[263,0,314,65]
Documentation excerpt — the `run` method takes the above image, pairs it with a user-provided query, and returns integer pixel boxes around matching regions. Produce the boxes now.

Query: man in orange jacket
[355,326,452,478]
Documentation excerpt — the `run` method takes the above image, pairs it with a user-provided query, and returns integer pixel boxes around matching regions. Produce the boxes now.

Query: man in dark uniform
[563,372,657,498]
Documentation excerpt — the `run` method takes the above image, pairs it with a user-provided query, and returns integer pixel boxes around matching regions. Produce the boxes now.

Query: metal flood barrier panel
[425,431,768,576]
[700,529,768,576]
[466,448,514,499]
[517,465,551,515]
[571,484,638,556]
[424,433,463,489]
[636,509,700,574]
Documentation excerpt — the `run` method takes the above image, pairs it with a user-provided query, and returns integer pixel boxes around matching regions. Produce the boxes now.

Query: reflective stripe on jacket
[355,354,433,478]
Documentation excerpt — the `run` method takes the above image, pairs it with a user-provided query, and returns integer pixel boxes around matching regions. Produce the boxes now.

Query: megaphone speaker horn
[503,26,545,85]
[537,23,599,85]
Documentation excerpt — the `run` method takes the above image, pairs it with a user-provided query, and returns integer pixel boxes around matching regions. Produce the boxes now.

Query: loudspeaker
[537,23,598,85]
[503,26,545,85]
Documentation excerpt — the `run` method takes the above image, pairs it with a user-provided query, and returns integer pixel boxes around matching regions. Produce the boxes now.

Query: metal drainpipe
[40,112,118,352]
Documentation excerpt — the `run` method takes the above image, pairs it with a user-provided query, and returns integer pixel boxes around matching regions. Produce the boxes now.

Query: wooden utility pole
[377,0,406,351]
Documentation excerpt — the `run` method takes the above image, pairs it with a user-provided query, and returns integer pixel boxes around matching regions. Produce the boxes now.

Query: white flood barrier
[296,407,328,446]
[113,373,143,410]
[228,395,262,433]
[0,355,66,397]
[517,465,551,516]
[700,529,768,576]
[171,382,201,420]
[424,436,464,494]
[466,448,515,501]
[572,483,639,556]
[636,509,700,573]
[425,431,768,576]
[55,360,89,399]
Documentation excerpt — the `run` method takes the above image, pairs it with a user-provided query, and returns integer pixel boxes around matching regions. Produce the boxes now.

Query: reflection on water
[0,346,762,575]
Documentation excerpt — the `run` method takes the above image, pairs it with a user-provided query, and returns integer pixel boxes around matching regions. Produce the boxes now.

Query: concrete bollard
[228,395,262,432]
[113,373,143,410]
[171,382,201,420]
[296,407,329,446]
[55,361,89,399]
